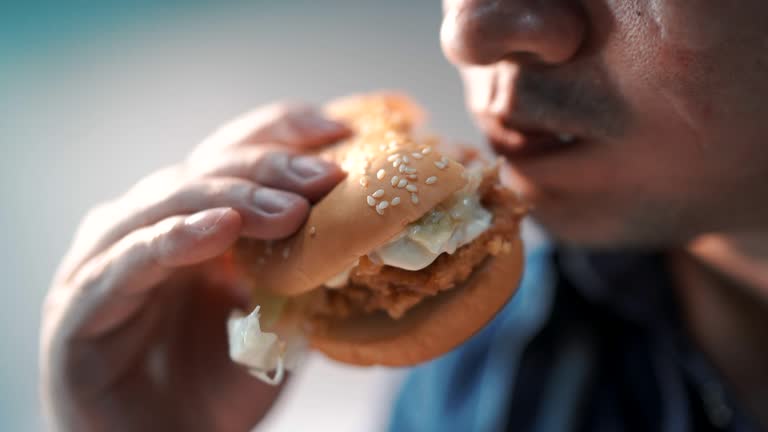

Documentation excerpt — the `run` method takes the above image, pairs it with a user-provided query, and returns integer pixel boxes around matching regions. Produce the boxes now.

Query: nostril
[502,50,542,65]
[441,0,586,67]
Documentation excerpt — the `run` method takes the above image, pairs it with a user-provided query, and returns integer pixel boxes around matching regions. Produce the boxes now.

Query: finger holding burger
[40,104,350,431]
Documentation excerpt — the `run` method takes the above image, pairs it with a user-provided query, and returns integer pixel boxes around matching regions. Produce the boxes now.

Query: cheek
[613,0,768,145]
[503,135,719,246]
[606,1,747,133]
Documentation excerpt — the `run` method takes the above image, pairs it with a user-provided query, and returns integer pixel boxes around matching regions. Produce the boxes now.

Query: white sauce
[370,171,491,270]
[323,170,492,286]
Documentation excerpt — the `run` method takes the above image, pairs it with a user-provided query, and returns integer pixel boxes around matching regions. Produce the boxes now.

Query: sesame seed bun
[234,92,525,366]
[236,92,468,297]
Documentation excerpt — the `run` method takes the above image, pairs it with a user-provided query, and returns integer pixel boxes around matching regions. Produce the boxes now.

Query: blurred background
[1,1,484,430]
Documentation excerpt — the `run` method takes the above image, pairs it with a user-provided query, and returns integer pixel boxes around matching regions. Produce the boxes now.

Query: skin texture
[40,104,350,431]
[442,0,768,246]
[43,1,768,430]
[442,0,768,427]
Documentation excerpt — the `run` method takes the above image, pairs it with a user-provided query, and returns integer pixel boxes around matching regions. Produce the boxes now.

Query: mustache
[467,65,628,138]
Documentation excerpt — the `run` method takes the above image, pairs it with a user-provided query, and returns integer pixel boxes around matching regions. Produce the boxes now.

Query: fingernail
[290,155,334,179]
[252,188,299,214]
[186,208,230,232]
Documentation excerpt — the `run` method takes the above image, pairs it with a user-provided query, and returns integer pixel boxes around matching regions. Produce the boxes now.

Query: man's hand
[40,103,350,431]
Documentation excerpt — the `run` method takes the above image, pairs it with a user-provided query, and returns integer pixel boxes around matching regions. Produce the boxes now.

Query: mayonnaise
[322,170,492,286]
[369,171,491,270]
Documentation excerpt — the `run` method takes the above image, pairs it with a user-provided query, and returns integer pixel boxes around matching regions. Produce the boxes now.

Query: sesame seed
[376,200,389,215]
[406,174,418,179]
[282,247,291,259]
[376,169,386,180]
[391,175,399,186]
[372,189,385,198]
[411,193,420,204]
[398,164,407,173]
[397,179,408,188]
[406,184,418,192]
[367,195,377,206]
[421,147,432,154]
[411,152,423,159]
[379,144,387,151]
[434,161,447,169]
[359,176,369,187]
[389,140,399,147]
[441,156,449,163]
[391,196,401,206]
[387,154,399,162]
[405,166,417,173]
[309,226,317,236]
[393,158,403,168]
[425,176,438,185]
[402,155,410,163]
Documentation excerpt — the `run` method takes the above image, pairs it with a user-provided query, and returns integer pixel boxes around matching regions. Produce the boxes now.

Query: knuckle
[121,164,188,207]
[259,150,291,172]
[178,176,253,209]
[148,218,180,262]
[263,101,309,122]
[183,153,228,178]
[82,200,113,226]
[204,177,233,196]
[192,101,319,156]
[167,172,233,203]
[167,179,215,209]
[130,164,187,194]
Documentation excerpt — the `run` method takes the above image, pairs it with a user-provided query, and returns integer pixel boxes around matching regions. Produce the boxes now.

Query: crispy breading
[309,169,524,320]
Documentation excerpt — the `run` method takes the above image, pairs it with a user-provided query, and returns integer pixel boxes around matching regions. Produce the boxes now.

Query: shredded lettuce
[227,306,298,385]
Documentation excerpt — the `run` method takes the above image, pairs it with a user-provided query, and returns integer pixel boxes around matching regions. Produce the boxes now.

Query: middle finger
[193,149,346,203]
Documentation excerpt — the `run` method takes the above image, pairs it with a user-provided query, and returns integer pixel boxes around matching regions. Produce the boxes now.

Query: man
[41,0,768,430]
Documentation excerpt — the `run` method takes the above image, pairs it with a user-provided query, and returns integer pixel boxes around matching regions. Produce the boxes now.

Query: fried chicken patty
[308,169,524,320]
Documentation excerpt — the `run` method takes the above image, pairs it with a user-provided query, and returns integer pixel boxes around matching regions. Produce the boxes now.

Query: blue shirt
[388,243,760,432]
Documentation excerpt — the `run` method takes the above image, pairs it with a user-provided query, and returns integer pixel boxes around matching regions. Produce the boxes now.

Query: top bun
[235,93,471,297]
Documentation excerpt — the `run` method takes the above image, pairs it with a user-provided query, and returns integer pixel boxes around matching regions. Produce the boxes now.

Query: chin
[532,204,701,250]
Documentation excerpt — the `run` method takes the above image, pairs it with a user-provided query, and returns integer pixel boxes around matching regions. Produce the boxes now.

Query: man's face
[442,0,768,247]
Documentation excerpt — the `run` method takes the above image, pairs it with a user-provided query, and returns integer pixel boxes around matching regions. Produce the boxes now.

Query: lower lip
[490,134,583,160]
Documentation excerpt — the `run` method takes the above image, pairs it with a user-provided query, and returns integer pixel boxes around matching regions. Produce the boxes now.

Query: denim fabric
[388,245,760,432]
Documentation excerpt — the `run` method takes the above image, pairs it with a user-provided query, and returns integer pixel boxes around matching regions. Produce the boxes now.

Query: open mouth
[488,127,583,160]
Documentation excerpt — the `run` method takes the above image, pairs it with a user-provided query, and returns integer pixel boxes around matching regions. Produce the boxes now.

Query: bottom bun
[306,236,524,366]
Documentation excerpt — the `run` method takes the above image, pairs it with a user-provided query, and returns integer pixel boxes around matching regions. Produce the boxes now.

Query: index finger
[193,103,351,157]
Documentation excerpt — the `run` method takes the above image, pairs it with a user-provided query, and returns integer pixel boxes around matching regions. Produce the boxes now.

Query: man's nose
[441,0,586,66]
